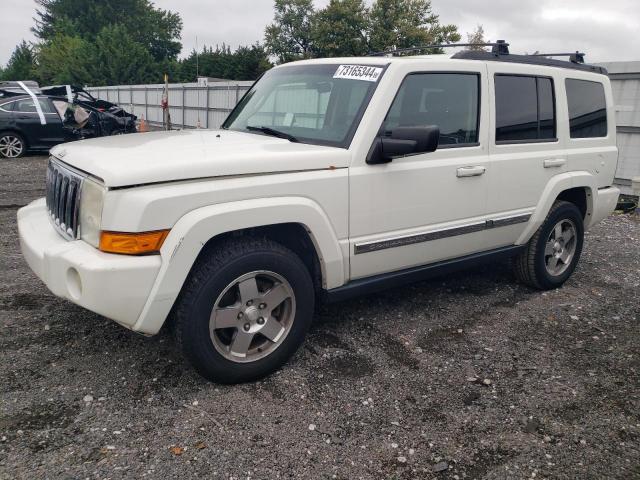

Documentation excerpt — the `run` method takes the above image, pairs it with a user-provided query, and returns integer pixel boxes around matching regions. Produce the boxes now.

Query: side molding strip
[354,214,531,255]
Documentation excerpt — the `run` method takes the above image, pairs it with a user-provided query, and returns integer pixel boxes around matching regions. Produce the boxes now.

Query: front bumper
[18,198,162,329]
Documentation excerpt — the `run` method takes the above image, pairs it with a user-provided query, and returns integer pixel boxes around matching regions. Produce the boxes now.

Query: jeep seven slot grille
[46,158,84,240]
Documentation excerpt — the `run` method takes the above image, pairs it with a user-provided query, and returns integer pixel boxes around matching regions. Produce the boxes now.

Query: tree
[34,34,94,85]
[33,0,182,61]
[466,25,487,51]
[265,0,315,63]
[312,0,369,57]
[230,45,273,80]
[179,44,272,82]
[264,0,460,62]
[1,41,37,81]
[368,0,460,53]
[27,25,160,86]
[91,25,159,85]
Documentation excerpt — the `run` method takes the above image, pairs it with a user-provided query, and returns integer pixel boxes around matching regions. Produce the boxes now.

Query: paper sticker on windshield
[333,65,383,82]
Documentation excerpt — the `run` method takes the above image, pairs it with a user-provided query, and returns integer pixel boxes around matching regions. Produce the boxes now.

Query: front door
[349,66,492,280]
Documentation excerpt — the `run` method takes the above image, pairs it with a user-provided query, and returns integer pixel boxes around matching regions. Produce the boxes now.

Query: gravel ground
[1,155,639,480]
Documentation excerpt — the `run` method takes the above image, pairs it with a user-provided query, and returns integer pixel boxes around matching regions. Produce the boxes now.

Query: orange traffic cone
[138,115,148,133]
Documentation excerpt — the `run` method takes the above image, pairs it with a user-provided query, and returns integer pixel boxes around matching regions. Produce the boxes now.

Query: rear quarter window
[565,79,607,138]
[0,100,16,112]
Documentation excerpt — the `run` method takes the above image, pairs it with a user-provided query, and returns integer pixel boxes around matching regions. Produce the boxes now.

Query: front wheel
[173,237,315,383]
[0,133,26,158]
[513,200,584,290]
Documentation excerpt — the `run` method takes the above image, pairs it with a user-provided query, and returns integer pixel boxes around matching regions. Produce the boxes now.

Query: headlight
[79,177,105,247]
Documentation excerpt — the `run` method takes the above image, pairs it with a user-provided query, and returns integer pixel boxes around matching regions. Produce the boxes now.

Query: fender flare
[516,171,596,245]
[132,196,345,334]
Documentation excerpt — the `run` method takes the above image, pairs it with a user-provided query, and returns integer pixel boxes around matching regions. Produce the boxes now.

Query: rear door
[485,64,567,247]
[0,99,15,129]
[12,97,65,149]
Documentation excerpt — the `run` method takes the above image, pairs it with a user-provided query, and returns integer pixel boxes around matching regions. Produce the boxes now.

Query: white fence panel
[85,81,254,129]
[597,61,640,193]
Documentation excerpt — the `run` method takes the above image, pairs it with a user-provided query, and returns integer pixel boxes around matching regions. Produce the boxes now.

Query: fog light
[66,267,82,300]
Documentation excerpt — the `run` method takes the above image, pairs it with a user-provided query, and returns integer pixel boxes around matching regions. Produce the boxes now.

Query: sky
[1,0,639,67]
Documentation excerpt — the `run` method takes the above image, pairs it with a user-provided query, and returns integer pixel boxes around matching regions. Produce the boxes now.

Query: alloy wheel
[209,270,296,363]
[544,219,577,276]
[0,135,24,158]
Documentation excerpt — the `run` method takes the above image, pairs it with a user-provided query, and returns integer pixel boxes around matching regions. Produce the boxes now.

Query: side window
[39,98,56,114]
[13,99,37,113]
[13,98,55,114]
[495,75,556,143]
[565,79,607,138]
[537,78,555,139]
[384,73,480,147]
[0,101,16,112]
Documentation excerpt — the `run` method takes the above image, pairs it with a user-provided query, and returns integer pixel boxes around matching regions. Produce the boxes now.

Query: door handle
[543,158,566,168]
[457,166,486,177]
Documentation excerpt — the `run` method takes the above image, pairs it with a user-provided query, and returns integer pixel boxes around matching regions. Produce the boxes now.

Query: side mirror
[366,125,440,165]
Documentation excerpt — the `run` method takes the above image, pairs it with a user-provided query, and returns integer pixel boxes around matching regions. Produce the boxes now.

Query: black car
[0,83,137,158]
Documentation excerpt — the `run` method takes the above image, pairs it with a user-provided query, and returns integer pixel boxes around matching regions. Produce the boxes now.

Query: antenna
[196,36,199,77]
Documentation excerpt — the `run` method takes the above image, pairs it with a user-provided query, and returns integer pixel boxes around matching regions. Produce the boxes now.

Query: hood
[51,130,350,188]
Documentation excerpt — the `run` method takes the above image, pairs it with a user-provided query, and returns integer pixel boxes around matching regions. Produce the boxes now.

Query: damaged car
[0,81,137,158]
[40,84,137,122]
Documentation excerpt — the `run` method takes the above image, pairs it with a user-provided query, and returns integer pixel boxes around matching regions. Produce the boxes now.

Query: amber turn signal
[99,230,170,255]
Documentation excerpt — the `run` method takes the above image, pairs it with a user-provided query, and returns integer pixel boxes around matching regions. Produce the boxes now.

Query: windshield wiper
[246,125,299,143]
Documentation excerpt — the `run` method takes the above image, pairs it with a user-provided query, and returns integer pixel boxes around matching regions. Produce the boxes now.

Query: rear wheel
[173,237,314,383]
[514,200,584,290]
[0,133,26,158]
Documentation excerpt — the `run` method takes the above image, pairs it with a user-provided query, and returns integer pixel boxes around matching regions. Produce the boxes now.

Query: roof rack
[368,40,510,57]
[453,50,606,74]
[367,39,606,75]
[527,52,585,64]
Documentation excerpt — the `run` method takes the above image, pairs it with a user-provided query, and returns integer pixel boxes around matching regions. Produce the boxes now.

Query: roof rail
[366,40,606,75]
[368,40,510,57]
[527,52,585,64]
[452,50,607,75]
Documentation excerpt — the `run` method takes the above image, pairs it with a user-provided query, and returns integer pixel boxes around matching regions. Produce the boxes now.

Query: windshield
[223,63,385,148]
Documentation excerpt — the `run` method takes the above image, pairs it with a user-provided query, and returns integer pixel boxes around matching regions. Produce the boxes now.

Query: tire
[513,200,584,290]
[173,237,315,383]
[0,132,26,158]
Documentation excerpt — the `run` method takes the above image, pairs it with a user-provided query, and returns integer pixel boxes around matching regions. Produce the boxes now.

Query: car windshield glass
[223,63,385,148]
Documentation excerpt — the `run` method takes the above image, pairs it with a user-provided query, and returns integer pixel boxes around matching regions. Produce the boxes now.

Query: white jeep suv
[18,48,620,383]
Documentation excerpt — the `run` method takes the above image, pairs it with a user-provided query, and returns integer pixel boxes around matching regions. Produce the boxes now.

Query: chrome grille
[46,158,84,240]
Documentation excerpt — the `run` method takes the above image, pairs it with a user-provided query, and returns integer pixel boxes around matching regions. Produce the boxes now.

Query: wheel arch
[132,196,346,335]
[556,186,591,221]
[516,172,596,245]
[195,222,324,295]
